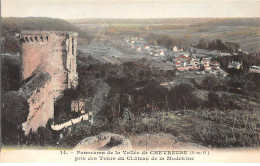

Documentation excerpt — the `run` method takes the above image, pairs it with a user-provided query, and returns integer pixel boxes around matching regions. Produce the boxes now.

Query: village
[119,36,231,76]
[116,36,260,75]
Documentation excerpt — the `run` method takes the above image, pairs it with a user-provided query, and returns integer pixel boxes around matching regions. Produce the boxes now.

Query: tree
[207,92,221,108]
[197,38,208,49]
[208,40,217,50]
[167,84,198,110]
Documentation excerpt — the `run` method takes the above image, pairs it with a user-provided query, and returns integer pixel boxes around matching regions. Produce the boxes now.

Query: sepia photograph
[0,0,260,163]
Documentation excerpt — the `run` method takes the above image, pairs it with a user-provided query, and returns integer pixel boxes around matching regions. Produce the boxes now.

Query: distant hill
[195,18,260,27]
[68,18,260,26]
[68,18,213,25]
[2,17,90,37]
[1,17,92,53]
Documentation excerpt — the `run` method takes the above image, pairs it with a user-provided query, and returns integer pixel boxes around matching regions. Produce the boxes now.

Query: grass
[117,109,260,148]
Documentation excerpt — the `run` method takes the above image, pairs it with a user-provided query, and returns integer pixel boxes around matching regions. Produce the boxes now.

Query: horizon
[69,17,260,20]
[2,0,260,19]
[3,16,260,20]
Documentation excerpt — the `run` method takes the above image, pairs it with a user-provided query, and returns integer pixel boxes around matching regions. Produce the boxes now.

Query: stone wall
[19,72,54,135]
[19,31,78,99]
[15,31,79,134]
[51,112,92,131]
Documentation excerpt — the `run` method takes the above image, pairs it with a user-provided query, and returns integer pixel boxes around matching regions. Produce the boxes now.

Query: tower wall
[16,31,78,134]
[19,31,78,99]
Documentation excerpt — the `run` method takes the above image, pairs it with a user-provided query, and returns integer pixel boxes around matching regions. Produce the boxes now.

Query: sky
[2,0,260,19]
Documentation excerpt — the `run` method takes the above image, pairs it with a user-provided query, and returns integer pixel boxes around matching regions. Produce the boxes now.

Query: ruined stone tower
[15,31,79,134]
[19,31,78,98]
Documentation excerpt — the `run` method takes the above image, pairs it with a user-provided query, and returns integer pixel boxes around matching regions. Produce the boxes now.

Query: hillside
[69,18,260,26]
[2,17,90,37]
[1,17,92,53]
[68,18,214,25]
[195,18,260,27]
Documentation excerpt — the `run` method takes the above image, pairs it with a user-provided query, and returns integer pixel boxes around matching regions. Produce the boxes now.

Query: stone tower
[12,31,79,134]
[19,31,78,99]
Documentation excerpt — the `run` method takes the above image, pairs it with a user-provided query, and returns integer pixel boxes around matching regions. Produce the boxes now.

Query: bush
[168,84,199,110]
[1,55,21,93]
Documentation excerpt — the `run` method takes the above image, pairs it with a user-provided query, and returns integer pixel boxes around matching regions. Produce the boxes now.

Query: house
[131,37,138,41]
[210,61,220,70]
[201,58,211,71]
[159,50,164,56]
[173,46,178,52]
[175,62,182,67]
[179,54,190,60]
[204,65,212,71]
[237,49,243,53]
[129,40,135,44]
[201,59,210,66]
[243,52,249,55]
[173,57,181,62]
[136,46,141,51]
[144,45,150,50]
[193,58,200,65]
[173,54,199,71]
[249,66,260,73]
[189,59,196,66]
[153,52,159,56]
[228,61,243,69]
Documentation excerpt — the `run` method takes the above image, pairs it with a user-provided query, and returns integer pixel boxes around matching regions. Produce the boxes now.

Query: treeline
[1,17,93,53]
[70,18,260,26]
[1,55,21,93]
[195,18,260,27]
[145,33,191,50]
[70,18,213,25]
[213,53,260,71]
[105,24,189,35]
[2,17,90,37]
[196,38,240,52]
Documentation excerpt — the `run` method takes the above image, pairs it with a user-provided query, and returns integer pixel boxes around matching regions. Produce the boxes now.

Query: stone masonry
[19,31,78,99]
[15,31,78,134]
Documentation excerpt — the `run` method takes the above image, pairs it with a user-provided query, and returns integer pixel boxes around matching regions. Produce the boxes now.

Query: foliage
[2,92,29,126]
[1,55,21,93]
[1,17,93,53]
[168,84,200,110]
[2,17,89,37]
[195,18,260,27]
[145,33,191,49]
[196,38,240,52]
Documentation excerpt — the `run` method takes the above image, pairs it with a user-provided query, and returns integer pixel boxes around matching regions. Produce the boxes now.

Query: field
[73,18,260,53]
[151,26,260,53]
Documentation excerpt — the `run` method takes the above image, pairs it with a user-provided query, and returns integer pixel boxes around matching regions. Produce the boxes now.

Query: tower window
[72,37,74,55]
[25,37,29,42]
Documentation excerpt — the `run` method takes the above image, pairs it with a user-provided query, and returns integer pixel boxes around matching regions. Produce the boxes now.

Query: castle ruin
[19,31,78,98]
[15,31,78,134]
